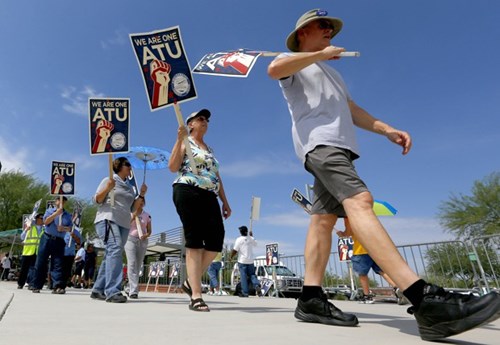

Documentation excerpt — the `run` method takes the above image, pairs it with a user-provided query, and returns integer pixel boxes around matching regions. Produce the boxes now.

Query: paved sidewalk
[1,281,498,345]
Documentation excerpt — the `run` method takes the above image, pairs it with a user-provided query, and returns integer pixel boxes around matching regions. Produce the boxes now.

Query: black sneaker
[32,289,40,293]
[106,293,127,303]
[90,291,106,300]
[129,294,138,299]
[408,284,500,341]
[358,294,374,304]
[295,293,358,327]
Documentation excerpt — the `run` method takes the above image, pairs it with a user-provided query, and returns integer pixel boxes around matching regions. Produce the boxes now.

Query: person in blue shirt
[62,227,82,289]
[32,196,73,294]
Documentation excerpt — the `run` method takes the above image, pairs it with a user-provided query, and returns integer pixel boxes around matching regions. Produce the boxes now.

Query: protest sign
[193,50,261,77]
[89,98,130,155]
[193,49,360,78]
[337,237,354,262]
[46,200,56,210]
[22,214,31,231]
[266,243,279,265]
[50,161,75,196]
[126,167,139,197]
[291,188,312,214]
[130,26,197,111]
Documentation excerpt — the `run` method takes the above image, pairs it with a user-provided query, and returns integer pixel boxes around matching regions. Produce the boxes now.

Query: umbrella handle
[143,159,147,185]
[173,103,198,175]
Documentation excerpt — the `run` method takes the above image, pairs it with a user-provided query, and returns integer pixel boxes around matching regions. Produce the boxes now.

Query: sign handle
[58,195,63,227]
[135,215,144,238]
[108,154,115,206]
[173,103,198,175]
[256,50,360,58]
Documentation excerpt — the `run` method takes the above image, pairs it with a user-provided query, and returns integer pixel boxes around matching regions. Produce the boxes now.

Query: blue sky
[1,1,499,256]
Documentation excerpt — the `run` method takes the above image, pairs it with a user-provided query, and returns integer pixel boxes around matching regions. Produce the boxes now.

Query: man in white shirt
[230,226,262,297]
[1,253,12,281]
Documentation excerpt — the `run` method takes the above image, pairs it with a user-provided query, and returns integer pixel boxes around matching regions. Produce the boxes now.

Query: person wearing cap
[267,8,500,339]
[32,196,73,294]
[90,157,148,303]
[169,108,231,312]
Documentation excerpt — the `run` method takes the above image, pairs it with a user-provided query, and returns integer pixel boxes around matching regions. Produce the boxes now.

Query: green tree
[438,172,500,239]
[0,170,97,238]
[0,171,50,231]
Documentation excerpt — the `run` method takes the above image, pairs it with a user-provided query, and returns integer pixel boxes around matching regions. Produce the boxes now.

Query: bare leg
[303,214,338,286]
[359,275,371,295]
[185,248,218,300]
[379,271,397,288]
[343,191,419,290]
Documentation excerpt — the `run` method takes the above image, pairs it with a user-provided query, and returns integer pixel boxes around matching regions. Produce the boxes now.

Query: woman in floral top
[169,108,231,312]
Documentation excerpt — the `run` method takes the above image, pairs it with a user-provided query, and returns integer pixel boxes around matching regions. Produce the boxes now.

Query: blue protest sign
[51,161,75,196]
[266,243,279,265]
[89,98,130,155]
[130,26,197,111]
[291,188,312,214]
[126,167,139,197]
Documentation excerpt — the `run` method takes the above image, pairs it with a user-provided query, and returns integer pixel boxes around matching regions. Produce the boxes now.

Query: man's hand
[320,45,346,61]
[386,130,412,155]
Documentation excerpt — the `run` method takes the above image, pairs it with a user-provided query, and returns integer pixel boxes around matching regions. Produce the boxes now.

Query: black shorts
[75,261,85,275]
[172,183,225,252]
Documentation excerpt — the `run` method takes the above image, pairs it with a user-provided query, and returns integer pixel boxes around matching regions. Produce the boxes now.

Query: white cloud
[380,216,454,246]
[261,210,309,228]
[222,156,302,178]
[0,137,32,173]
[61,85,105,116]
[100,29,128,50]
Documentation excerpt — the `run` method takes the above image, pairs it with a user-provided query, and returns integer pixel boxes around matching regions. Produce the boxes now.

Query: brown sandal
[189,298,210,312]
[182,280,192,298]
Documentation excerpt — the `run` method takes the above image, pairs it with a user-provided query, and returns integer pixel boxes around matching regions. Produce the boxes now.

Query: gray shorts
[305,145,368,216]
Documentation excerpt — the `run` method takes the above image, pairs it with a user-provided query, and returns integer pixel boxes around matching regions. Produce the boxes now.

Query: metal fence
[134,235,499,295]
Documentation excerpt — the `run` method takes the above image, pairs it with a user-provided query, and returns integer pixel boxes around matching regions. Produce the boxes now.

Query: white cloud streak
[100,29,128,50]
[61,86,105,116]
[0,137,32,173]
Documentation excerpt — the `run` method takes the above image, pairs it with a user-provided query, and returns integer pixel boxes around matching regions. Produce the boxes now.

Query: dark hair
[239,226,248,236]
[35,213,43,219]
[113,157,130,173]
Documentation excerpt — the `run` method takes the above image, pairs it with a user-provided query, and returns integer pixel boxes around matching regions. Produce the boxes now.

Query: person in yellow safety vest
[17,214,44,289]
[336,217,404,304]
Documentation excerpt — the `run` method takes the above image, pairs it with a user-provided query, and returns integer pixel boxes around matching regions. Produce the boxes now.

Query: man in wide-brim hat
[267,8,500,340]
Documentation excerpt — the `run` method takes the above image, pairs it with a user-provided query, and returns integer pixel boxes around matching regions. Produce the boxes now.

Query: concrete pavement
[0,281,498,345]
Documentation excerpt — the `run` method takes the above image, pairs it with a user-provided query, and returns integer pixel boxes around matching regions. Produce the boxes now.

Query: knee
[310,214,336,232]
[344,192,374,212]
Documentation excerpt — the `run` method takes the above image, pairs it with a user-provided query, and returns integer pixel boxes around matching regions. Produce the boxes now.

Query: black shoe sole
[90,293,106,301]
[294,307,359,327]
[418,295,500,341]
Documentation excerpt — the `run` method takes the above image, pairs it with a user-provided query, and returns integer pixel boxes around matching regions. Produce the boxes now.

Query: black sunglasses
[317,19,334,30]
